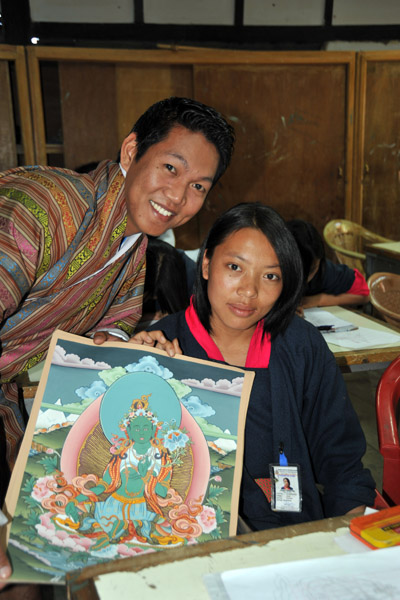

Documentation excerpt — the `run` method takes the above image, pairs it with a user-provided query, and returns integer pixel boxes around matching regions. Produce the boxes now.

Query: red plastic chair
[376,355,400,506]
[373,489,390,510]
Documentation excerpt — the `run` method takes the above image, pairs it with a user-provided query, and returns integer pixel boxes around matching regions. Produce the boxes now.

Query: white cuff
[89,328,130,342]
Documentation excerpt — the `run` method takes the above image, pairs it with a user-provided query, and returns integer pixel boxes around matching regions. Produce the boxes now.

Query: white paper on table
[214,545,400,600]
[303,308,354,329]
[320,326,400,349]
[303,308,400,349]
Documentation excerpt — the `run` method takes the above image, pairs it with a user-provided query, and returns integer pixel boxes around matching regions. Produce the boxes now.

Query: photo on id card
[270,464,302,512]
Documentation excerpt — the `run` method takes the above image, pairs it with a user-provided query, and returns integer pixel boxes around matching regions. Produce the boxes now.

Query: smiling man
[0,97,235,510]
[121,123,220,237]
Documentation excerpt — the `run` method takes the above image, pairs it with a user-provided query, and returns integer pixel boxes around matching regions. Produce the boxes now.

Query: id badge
[269,464,302,512]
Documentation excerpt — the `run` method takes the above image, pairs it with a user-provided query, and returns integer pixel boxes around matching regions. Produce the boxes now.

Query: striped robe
[0,160,146,473]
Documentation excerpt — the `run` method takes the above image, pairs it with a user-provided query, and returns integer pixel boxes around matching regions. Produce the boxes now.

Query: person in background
[0,96,235,588]
[287,219,370,316]
[132,203,376,533]
[136,236,196,330]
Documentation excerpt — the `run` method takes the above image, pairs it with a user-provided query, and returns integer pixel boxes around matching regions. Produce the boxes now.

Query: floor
[343,366,386,493]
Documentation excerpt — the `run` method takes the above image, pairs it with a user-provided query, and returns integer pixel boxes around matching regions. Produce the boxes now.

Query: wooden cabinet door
[25,47,355,249]
[194,53,356,244]
[354,52,400,240]
[0,45,34,170]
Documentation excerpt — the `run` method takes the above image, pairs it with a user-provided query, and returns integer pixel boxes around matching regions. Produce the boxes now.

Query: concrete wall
[28,0,400,27]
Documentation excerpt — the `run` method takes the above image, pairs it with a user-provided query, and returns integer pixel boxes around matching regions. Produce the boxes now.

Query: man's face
[121,125,219,237]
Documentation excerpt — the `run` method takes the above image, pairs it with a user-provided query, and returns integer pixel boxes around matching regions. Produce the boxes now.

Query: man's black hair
[120,97,235,185]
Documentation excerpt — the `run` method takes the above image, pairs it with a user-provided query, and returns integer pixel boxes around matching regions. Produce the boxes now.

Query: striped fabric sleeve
[0,198,42,320]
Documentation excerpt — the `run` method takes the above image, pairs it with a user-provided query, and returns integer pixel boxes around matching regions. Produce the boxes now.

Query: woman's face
[202,227,283,337]
[128,416,154,443]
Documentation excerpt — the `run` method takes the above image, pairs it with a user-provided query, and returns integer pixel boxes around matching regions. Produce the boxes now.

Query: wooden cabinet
[194,53,355,242]
[1,44,397,247]
[23,46,356,248]
[0,45,34,170]
[353,51,400,241]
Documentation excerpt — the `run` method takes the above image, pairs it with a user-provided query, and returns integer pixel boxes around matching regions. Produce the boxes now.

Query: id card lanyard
[269,442,302,512]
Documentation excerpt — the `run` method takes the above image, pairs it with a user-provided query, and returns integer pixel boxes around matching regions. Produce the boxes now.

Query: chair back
[323,219,391,276]
[367,272,400,328]
[376,355,400,506]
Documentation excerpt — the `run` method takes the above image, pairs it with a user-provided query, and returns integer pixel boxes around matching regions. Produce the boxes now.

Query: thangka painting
[3,330,254,584]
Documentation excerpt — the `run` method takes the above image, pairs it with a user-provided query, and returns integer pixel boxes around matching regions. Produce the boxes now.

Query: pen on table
[317,325,358,333]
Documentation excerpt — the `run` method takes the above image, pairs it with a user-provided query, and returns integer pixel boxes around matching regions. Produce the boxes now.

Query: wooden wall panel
[194,64,350,243]
[23,47,357,249]
[59,63,119,170]
[358,56,400,240]
[55,60,196,246]
[0,46,34,169]
[115,64,192,143]
[0,60,17,171]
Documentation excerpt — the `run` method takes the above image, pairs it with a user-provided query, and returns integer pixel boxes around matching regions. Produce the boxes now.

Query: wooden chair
[367,272,400,328]
[376,355,400,506]
[323,219,391,276]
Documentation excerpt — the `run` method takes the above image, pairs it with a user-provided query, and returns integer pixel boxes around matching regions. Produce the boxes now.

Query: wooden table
[365,241,400,278]
[320,306,400,370]
[66,514,355,600]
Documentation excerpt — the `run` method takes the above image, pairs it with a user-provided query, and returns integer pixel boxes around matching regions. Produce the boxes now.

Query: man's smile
[150,199,174,217]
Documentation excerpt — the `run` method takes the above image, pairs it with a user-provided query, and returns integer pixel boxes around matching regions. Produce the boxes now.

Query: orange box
[350,506,400,549]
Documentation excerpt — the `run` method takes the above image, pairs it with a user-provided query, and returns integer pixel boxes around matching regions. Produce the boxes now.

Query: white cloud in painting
[213,435,237,453]
[52,345,111,370]
[181,376,244,396]
[75,380,107,400]
[181,395,216,417]
[125,355,173,379]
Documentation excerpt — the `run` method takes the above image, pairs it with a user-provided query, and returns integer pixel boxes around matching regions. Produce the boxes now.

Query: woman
[281,478,294,491]
[60,398,174,548]
[286,219,370,316]
[132,203,375,532]
[90,409,173,546]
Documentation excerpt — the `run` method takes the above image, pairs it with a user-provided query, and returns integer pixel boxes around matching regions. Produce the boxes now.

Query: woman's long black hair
[193,203,304,340]
[143,237,191,315]
[286,219,326,287]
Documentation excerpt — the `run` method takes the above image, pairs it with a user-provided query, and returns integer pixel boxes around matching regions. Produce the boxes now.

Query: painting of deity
[2,331,253,584]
